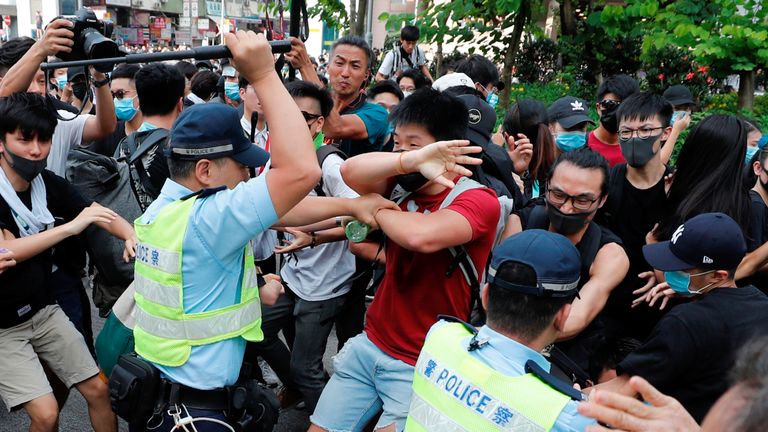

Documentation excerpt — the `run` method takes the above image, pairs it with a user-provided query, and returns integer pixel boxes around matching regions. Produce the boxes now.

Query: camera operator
[0,19,116,177]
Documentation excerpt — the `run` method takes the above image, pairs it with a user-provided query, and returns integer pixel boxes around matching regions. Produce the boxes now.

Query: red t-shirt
[588,131,625,166]
[365,185,500,366]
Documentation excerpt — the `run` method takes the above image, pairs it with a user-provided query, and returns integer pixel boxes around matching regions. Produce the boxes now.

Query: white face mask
[402,91,413,98]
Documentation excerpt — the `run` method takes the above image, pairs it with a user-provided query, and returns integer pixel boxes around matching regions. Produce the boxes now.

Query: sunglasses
[599,99,621,111]
[301,111,322,122]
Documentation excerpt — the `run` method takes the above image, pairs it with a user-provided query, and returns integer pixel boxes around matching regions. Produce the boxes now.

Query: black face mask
[600,110,619,134]
[546,201,593,235]
[2,146,47,182]
[620,133,662,168]
[72,82,90,101]
[394,172,430,192]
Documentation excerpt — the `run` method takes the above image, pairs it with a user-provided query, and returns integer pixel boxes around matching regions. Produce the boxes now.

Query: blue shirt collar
[474,325,551,372]
[138,121,159,133]
[159,178,194,200]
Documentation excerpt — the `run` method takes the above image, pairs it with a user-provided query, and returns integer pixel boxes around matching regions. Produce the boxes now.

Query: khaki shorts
[0,305,99,410]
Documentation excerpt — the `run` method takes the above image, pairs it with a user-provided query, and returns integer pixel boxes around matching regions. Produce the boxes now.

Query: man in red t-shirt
[310,88,500,432]
[588,74,640,166]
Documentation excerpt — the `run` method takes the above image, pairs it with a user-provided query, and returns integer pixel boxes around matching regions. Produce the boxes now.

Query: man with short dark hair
[367,80,404,114]
[287,36,390,157]
[547,96,595,154]
[504,148,629,370]
[310,87,500,432]
[456,54,501,108]
[587,74,640,166]
[595,212,768,422]
[659,84,695,164]
[376,25,432,82]
[406,230,595,431]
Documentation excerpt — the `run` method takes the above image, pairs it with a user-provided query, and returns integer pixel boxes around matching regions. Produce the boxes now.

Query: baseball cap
[662,85,695,107]
[432,73,475,92]
[548,96,595,129]
[195,60,213,70]
[643,213,746,272]
[67,66,86,81]
[487,230,581,297]
[457,94,495,146]
[168,104,270,168]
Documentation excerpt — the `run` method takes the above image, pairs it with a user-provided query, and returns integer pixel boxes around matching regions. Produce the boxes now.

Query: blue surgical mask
[486,91,499,109]
[670,111,687,126]
[746,145,760,164]
[55,75,68,90]
[555,132,587,152]
[664,270,715,297]
[224,82,241,102]
[114,97,138,121]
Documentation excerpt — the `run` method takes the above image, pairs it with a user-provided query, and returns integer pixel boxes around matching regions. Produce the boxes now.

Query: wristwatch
[92,76,111,88]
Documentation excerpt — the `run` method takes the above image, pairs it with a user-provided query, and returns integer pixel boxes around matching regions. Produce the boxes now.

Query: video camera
[56,8,121,73]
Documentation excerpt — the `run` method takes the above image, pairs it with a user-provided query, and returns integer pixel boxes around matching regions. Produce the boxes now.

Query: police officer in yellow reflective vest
[131,31,324,431]
[406,229,598,431]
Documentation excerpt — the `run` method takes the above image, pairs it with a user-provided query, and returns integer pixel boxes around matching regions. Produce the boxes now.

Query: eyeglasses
[301,111,322,125]
[546,188,600,211]
[599,99,621,111]
[618,127,664,141]
[111,89,133,99]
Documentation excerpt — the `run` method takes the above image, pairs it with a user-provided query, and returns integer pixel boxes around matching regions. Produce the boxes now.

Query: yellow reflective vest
[406,322,571,431]
[132,193,263,367]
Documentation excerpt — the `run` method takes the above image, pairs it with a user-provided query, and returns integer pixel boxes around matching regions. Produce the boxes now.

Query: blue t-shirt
[338,101,389,157]
[139,176,278,389]
[426,322,596,432]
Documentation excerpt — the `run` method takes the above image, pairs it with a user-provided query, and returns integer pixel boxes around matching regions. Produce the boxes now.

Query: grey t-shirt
[377,46,426,78]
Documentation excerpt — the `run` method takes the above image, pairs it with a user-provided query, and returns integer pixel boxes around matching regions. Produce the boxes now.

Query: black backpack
[468,141,526,209]
[116,128,171,212]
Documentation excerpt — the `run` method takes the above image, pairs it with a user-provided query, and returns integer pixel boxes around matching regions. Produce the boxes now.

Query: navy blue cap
[488,230,581,297]
[643,213,747,272]
[168,104,269,168]
[663,85,695,107]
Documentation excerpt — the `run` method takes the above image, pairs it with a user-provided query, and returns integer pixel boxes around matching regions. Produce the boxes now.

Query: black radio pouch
[109,352,162,427]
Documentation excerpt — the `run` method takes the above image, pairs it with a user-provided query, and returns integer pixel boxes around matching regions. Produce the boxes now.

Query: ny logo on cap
[703,256,714,264]
[570,100,584,111]
[672,225,685,244]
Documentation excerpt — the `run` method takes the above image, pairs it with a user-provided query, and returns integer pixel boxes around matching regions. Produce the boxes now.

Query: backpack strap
[603,163,627,223]
[123,129,170,205]
[577,222,603,279]
[313,145,347,197]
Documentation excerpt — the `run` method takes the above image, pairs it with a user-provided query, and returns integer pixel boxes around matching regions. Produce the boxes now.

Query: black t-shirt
[618,286,768,422]
[597,164,669,338]
[85,120,127,157]
[739,190,768,292]
[0,170,91,327]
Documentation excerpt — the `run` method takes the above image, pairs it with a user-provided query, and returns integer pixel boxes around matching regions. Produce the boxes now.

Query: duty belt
[160,380,231,411]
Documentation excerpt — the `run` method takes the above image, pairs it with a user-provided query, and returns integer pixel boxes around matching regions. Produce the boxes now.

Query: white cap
[432,73,475,92]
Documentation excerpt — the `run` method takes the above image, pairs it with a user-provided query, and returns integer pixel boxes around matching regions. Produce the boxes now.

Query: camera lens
[81,28,120,72]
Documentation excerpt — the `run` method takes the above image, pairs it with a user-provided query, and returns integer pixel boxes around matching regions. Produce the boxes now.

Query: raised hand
[507,133,533,174]
[401,140,483,189]
[37,19,75,57]
[224,30,276,84]
[284,37,313,70]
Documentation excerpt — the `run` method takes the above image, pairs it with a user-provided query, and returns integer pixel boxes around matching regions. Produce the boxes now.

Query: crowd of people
[0,15,768,432]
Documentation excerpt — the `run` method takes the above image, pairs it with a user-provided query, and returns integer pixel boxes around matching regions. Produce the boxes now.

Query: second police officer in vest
[128,31,397,431]
[406,229,596,431]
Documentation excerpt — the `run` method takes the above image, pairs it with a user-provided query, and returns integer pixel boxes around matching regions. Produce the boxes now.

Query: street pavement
[0,286,339,432]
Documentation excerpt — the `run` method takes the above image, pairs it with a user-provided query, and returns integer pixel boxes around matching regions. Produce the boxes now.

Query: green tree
[308,0,366,36]
[601,0,768,109]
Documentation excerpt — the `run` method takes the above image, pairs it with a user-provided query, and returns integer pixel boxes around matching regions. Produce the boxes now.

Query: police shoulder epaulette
[180,186,227,201]
[525,360,586,401]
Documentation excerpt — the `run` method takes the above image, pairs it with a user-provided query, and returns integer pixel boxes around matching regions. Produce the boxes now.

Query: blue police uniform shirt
[139,176,278,389]
[427,322,596,432]
[337,101,389,158]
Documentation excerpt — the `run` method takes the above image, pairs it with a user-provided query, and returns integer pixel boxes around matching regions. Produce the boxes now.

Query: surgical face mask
[72,81,89,101]
[620,133,662,168]
[114,96,138,121]
[545,201,592,235]
[664,270,716,297]
[224,82,241,102]
[554,132,586,152]
[55,76,68,91]
[402,91,412,98]
[746,146,760,164]
[394,172,430,192]
[2,146,47,182]
[670,111,687,127]
[486,91,499,109]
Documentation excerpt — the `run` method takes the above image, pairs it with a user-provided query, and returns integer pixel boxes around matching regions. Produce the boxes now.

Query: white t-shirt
[49,110,89,177]
[377,46,426,78]
[280,154,359,301]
